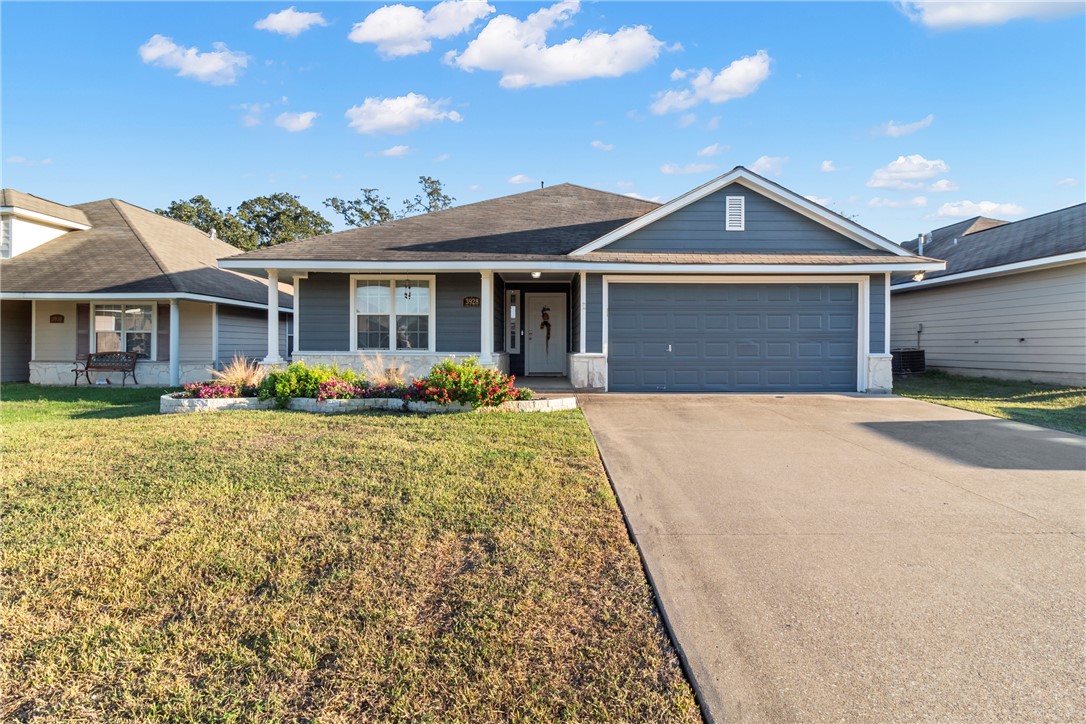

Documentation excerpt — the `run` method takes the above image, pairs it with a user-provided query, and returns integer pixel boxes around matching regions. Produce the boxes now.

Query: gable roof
[898,216,1008,253]
[569,166,914,256]
[1,188,90,227]
[234,183,660,263]
[0,197,291,308]
[892,203,1085,287]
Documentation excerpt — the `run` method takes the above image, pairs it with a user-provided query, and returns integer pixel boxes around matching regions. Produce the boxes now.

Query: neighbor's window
[354,277,433,352]
[94,304,153,358]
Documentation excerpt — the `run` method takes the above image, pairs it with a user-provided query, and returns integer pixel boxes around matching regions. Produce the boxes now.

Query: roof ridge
[109,198,179,293]
[965,202,1084,236]
[558,182,663,206]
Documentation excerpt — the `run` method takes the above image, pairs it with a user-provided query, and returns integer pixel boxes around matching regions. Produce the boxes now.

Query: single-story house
[219,167,941,393]
[891,203,1085,386]
[0,189,292,386]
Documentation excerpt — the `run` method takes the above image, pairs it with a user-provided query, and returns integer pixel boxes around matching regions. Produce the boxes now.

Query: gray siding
[217,307,289,363]
[605,185,865,253]
[298,273,350,351]
[571,274,582,352]
[585,274,603,353]
[869,274,886,354]
[1,300,31,382]
[890,263,1086,385]
[436,273,481,353]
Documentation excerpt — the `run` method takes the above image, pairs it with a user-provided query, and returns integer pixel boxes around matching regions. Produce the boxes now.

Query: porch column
[579,271,587,353]
[169,299,180,386]
[479,270,494,364]
[264,269,284,364]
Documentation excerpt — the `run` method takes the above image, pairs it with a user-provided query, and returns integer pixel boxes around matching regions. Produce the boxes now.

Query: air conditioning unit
[891,348,926,376]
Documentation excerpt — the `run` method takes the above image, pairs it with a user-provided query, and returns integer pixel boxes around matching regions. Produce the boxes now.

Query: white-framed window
[0,218,11,258]
[505,289,521,354]
[725,195,745,231]
[92,303,155,359]
[350,275,436,352]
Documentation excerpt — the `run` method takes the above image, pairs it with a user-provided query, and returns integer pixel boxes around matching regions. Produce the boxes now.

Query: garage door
[608,283,858,392]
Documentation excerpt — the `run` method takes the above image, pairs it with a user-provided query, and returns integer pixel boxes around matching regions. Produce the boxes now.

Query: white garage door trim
[601,275,870,392]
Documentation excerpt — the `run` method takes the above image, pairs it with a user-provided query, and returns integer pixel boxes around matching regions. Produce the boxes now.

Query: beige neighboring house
[891,204,1085,386]
[0,189,292,386]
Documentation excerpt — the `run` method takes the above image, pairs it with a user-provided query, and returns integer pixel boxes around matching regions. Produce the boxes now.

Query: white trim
[218,259,943,274]
[0,290,293,312]
[480,271,494,364]
[883,272,891,355]
[569,168,912,256]
[578,270,587,354]
[601,274,871,393]
[890,251,1086,292]
[30,300,37,360]
[0,206,91,231]
[349,274,438,353]
[264,269,283,364]
[292,275,304,355]
[211,303,219,367]
[89,301,158,361]
[169,299,180,386]
[505,288,521,354]
[725,195,745,231]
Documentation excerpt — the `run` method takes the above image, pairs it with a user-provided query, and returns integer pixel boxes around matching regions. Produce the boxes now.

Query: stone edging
[161,394,576,415]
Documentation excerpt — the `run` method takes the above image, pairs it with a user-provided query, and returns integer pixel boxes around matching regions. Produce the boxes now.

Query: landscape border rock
[161,394,577,415]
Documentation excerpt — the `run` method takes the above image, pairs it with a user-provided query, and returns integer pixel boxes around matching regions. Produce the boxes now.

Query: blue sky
[3,1,1084,241]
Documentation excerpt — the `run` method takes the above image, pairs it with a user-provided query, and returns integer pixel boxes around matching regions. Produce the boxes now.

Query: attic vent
[725,196,745,231]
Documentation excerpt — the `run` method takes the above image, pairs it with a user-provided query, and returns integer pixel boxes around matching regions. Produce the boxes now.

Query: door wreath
[539,306,552,353]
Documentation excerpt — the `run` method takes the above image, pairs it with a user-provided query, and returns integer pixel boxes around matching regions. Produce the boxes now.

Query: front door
[525,293,566,375]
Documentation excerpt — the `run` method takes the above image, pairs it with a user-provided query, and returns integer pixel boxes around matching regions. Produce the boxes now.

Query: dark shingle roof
[0,198,291,307]
[235,184,661,262]
[892,204,1085,285]
[1,188,90,226]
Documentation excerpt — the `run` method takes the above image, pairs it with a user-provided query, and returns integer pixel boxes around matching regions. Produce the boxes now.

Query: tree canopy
[156,193,331,251]
[324,175,455,228]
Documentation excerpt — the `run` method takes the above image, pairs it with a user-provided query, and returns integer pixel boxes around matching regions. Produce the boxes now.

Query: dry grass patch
[0,385,698,721]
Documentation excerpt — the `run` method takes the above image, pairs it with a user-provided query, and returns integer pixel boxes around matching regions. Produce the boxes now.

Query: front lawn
[0,384,698,721]
[893,372,1086,436]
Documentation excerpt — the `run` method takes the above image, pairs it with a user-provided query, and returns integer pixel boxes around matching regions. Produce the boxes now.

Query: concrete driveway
[579,394,1085,723]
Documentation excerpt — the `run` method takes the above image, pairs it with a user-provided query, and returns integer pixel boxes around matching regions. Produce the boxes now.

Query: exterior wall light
[530,271,542,279]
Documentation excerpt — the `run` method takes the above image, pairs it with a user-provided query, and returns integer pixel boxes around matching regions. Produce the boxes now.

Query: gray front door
[607,283,858,392]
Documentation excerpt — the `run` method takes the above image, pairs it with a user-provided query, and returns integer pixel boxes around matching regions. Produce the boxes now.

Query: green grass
[0,384,698,722]
[894,372,1086,436]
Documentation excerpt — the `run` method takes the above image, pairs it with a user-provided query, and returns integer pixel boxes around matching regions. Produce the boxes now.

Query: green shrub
[258,363,364,408]
[408,357,531,408]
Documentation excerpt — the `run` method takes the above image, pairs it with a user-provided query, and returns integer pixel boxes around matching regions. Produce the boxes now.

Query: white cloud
[660,162,715,175]
[936,200,1026,218]
[624,192,663,202]
[379,145,411,157]
[706,115,720,130]
[650,49,771,114]
[669,68,687,81]
[255,7,328,37]
[445,0,664,88]
[868,196,928,208]
[805,195,832,206]
[344,93,463,134]
[5,156,53,166]
[820,160,840,172]
[928,179,959,192]
[591,140,615,151]
[139,34,249,85]
[750,155,787,177]
[879,113,934,137]
[434,152,451,162]
[349,0,494,57]
[615,180,635,189]
[677,113,697,128]
[1057,177,1077,186]
[468,184,481,191]
[696,143,724,158]
[237,102,269,127]
[508,174,533,184]
[274,111,318,132]
[866,154,949,189]
[896,1,1083,29]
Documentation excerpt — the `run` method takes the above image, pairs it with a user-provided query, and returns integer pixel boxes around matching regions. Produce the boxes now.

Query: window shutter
[76,304,90,359]
[725,195,745,231]
[157,303,170,361]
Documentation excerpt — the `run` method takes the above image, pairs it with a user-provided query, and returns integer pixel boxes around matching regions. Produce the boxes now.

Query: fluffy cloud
[139,34,249,85]
[255,7,328,37]
[379,145,411,157]
[896,1,1083,29]
[1057,177,1077,186]
[274,111,318,131]
[508,174,533,184]
[879,113,934,137]
[5,156,53,166]
[445,0,663,88]
[591,140,615,151]
[349,0,494,57]
[928,179,959,192]
[820,160,839,172]
[236,102,269,127]
[868,196,928,208]
[750,155,787,177]
[660,162,715,175]
[344,93,462,134]
[697,143,724,158]
[867,154,949,189]
[936,200,1026,218]
[650,50,771,115]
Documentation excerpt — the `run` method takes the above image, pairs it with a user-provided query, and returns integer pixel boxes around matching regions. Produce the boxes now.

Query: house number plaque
[49,314,65,323]
[463,296,480,307]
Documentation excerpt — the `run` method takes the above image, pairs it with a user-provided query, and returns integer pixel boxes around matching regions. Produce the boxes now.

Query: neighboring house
[891,204,1085,386]
[219,167,940,393]
[0,189,292,385]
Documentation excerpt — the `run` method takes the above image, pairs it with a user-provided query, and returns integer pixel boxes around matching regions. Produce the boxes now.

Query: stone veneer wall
[30,361,212,386]
[866,353,893,393]
[568,353,606,391]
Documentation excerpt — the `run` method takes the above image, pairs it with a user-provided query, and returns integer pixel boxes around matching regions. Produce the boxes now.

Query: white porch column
[264,269,284,364]
[169,299,180,386]
[579,271,587,353]
[479,270,494,364]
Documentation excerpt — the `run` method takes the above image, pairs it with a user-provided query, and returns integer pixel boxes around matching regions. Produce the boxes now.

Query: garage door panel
[608,283,858,392]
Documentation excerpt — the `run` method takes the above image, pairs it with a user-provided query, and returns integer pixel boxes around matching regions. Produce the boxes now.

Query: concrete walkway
[580,394,1085,723]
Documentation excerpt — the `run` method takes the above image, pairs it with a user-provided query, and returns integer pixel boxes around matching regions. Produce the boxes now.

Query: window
[94,304,153,358]
[1,218,11,258]
[506,289,521,353]
[725,195,745,231]
[352,277,434,352]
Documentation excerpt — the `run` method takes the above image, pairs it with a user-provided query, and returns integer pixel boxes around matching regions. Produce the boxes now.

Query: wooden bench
[72,351,140,386]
